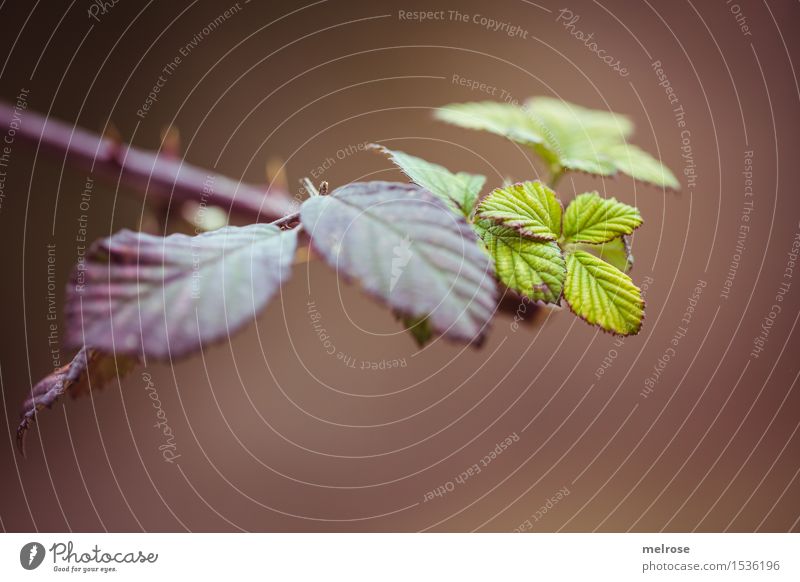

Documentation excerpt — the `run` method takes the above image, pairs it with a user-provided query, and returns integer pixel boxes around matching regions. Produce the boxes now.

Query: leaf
[477,181,562,241]
[65,224,298,360]
[437,97,680,189]
[402,315,433,348]
[604,143,680,190]
[572,236,633,273]
[526,96,633,143]
[563,250,644,335]
[435,101,547,147]
[563,192,642,244]
[18,348,136,454]
[474,220,566,304]
[301,182,496,344]
[372,144,485,216]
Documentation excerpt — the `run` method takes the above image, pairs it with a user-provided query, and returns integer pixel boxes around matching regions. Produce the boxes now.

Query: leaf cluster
[18,97,677,450]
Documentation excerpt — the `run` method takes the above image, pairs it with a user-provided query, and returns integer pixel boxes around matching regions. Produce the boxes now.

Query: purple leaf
[17,348,136,455]
[301,182,496,344]
[65,224,298,360]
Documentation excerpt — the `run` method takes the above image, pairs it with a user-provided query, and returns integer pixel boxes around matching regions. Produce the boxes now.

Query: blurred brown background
[1,0,799,532]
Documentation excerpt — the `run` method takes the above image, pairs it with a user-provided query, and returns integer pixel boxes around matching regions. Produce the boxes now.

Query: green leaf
[572,236,633,273]
[604,143,680,190]
[563,192,642,244]
[402,315,433,348]
[474,220,566,304]
[437,97,680,189]
[564,250,644,335]
[526,96,633,144]
[435,101,546,147]
[477,181,562,241]
[300,182,496,345]
[372,145,486,216]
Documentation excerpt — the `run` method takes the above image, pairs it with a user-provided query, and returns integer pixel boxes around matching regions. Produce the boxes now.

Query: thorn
[103,123,123,162]
[103,123,122,144]
[160,126,181,158]
[266,157,288,192]
[293,246,311,264]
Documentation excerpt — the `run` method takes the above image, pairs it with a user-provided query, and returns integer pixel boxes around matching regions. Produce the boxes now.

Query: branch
[0,101,296,222]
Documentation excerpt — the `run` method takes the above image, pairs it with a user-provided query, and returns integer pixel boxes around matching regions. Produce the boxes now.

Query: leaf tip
[16,421,30,458]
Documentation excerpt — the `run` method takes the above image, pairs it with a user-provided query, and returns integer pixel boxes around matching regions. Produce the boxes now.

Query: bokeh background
[1,0,799,532]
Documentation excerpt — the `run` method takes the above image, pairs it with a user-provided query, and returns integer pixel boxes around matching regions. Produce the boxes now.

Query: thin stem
[302,177,319,197]
[270,210,300,228]
[0,101,296,222]
[548,166,565,189]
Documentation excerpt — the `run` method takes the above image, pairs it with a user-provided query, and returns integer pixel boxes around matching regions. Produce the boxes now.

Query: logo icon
[20,542,45,570]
